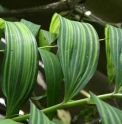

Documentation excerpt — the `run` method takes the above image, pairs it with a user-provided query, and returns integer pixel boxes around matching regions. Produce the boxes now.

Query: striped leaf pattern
[105,26,115,83]
[105,25,122,92]
[38,49,63,118]
[39,29,56,51]
[1,21,38,118]
[50,13,99,102]
[90,92,122,124]
[21,19,40,36]
[29,101,55,124]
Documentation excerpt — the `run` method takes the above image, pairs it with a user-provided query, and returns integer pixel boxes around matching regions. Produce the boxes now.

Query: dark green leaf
[31,92,47,100]
[0,5,4,12]
[50,13,99,102]
[1,21,38,118]
[29,101,55,124]
[90,92,122,124]
[39,29,56,51]
[105,25,122,92]
[84,115,92,122]
[38,49,63,118]
[21,19,40,36]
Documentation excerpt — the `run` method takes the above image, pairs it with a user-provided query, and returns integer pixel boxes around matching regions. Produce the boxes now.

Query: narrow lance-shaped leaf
[38,49,63,118]
[90,92,122,124]
[50,13,99,102]
[21,19,41,36]
[105,26,115,83]
[105,25,122,92]
[0,18,5,50]
[1,20,38,118]
[29,101,55,124]
[39,29,56,51]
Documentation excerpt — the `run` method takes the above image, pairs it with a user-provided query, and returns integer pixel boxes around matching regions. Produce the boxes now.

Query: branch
[0,0,81,17]
[12,92,122,122]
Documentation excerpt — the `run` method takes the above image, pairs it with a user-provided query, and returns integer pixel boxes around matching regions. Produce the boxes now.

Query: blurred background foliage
[0,0,122,123]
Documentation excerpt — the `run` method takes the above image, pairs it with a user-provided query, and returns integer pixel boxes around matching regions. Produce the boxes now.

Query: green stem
[0,46,58,53]
[0,50,5,52]
[12,92,122,122]
[39,45,58,49]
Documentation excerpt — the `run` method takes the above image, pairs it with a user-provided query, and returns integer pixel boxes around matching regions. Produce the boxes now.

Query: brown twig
[0,0,81,17]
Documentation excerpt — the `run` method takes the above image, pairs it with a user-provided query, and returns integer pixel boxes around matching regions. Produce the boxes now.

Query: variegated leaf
[1,20,38,118]
[50,13,99,102]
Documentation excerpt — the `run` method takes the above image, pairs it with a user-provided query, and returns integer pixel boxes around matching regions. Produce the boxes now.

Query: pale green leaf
[0,119,18,124]
[57,109,71,124]
[1,21,38,118]
[90,92,122,124]
[29,101,55,124]
[50,13,99,102]
[39,29,56,51]
[21,19,40,36]
[0,18,4,29]
[105,26,115,83]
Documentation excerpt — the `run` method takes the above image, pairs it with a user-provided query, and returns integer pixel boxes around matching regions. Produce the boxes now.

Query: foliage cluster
[0,11,122,124]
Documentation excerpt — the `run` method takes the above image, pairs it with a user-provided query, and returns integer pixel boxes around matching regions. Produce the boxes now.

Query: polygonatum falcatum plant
[0,13,122,124]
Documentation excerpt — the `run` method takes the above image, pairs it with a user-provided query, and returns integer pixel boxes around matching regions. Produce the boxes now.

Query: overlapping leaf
[29,101,55,124]
[39,29,56,51]
[50,13,99,102]
[0,18,5,50]
[21,19,40,36]
[105,27,115,83]
[105,25,122,92]
[90,92,122,124]
[38,49,63,118]
[1,21,38,118]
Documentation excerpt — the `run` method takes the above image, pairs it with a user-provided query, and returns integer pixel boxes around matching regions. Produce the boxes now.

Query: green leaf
[39,29,56,51]
[38,49,63,118]
[90,92,122,124]
[105,25,122,92]
[50,13,99,102]
[29,101,55,124]
[105,26,115,83]
[31,92,47,100]
[0,18,4,29]
[52,118,63,124]
[0,119,18,124]
[0,118,4,122]
[1,21,38,118]
[49,13,60,36]
[21,19,40,36]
